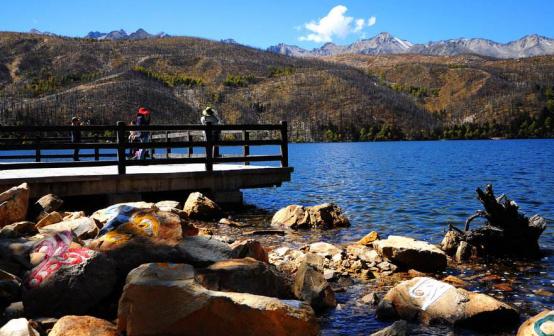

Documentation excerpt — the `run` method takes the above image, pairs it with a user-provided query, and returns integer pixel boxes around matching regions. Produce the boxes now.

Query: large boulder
[358,231,380,246]
[0,237,35,276]
[376,277,519,330]
[177,236,267,266]
[308,203,350,229]
[0,318,39,336]
[183,192,222,221]
[373,236,447,272]
[307,242,342,259]
[35,211,63,228]
[293,253,336,311]
[229,239,268,263]
[155,200,180,212]
[90,202,154,226]
[30,194,64,222]
[0,222,37,239]
[35,193,63,213]
[271,203,349,230]
[38,217,99,240]
[88,206,182,251]
[0,270,21,312]
[118,263,319,336]
[268,247,306,274]
[517,310,554,336]
[195,258,293,298]
[0,184,29,228]
[48,315,118,336]
[370,320,408,336]
[22,231,116,317]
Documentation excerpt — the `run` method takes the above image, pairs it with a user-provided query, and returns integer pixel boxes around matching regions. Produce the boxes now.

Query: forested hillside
[328,54,554,139]
[0,32,432,141]
[0,32,553,140]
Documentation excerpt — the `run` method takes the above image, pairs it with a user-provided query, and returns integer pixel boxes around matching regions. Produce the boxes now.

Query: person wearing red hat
[135,107,151,159]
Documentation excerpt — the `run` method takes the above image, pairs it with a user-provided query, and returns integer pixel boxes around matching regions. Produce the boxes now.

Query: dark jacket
[71,127,81,143]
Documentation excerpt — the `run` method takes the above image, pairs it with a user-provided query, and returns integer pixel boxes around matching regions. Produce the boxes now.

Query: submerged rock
[196,257,293,298]
[376,277,519,330]
[517,310,553,336]
[373,235,447,272]
[118,263,319,336]
[271,203,349,230]
[0,183,29,228]
[49,315,118,336]
[183,192,222,221]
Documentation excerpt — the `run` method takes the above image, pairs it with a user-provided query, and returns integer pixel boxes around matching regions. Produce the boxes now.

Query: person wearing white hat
[200,106,221,157]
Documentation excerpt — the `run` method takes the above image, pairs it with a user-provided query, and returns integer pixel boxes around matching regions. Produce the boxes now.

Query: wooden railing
[0,121,289,174]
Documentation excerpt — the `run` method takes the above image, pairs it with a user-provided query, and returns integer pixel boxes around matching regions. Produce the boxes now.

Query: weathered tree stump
[441,184,546,261]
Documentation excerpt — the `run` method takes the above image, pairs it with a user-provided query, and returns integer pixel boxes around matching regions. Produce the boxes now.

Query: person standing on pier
[135,107,151,159]
[201,106,221,157]
[70,116,82,161]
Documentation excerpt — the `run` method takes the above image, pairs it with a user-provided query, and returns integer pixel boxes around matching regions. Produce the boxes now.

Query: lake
[243,139,553,335]
[1,139,552,335]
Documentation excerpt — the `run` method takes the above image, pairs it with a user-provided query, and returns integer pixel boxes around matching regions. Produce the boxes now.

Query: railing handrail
[0,123,284,132]
[0,121,289,173]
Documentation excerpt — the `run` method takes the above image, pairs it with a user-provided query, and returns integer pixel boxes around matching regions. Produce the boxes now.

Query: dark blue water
[243,140,553,335]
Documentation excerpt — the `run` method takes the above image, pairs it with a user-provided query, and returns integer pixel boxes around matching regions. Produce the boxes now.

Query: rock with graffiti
[376,277,519,330]
[23,231,117,317]
[517,310,554,336]
[88,203,187,251]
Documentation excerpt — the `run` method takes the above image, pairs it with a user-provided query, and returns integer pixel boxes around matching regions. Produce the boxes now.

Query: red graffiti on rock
[27,231,95,288]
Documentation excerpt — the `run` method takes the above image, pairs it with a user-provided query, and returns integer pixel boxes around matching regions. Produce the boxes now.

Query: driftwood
[441,184,546,261]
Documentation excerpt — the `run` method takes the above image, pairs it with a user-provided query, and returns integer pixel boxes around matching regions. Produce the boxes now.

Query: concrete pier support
[107,192,142,204]
[210,190,243,205]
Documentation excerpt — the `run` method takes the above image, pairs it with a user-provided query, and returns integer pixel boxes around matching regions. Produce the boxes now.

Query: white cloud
[368,16,377,27]
[299,5,376,43]
[354,19,365,33]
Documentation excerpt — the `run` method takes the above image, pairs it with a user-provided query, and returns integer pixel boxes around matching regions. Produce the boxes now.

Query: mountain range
[29,28,169,40]
[268,32,554,59]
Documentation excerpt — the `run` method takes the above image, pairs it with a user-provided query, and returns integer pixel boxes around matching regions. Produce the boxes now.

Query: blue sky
[2,0,554,48]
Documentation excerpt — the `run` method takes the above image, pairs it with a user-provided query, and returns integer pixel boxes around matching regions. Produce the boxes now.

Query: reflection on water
[241,139,553,335]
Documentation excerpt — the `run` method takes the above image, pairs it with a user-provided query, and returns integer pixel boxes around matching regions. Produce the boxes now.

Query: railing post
[188,131,193,157]
[94,134,100,160]
[243,130,250,165]
[35,135,41,162]
[280,120,288,167]
[205,122,213,171]
[116,121,126,175]
[166,131,171,158]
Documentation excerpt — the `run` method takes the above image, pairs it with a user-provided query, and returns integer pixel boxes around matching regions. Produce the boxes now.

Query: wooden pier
[0,122,292,204]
